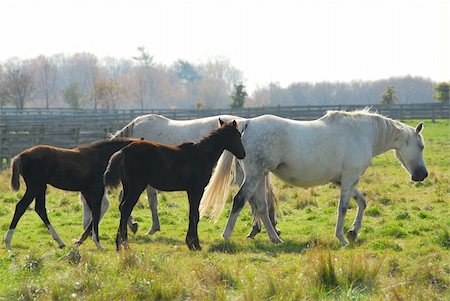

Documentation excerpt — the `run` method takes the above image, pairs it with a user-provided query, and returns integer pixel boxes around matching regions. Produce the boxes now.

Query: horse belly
[273,162,338,188]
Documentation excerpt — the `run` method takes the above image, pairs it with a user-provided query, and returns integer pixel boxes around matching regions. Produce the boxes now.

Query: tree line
[0,48,447,109]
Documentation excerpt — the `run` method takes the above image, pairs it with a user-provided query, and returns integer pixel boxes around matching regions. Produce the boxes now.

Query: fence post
[432,105,435,123]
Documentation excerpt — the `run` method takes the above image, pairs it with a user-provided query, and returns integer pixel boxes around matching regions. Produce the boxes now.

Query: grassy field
[0,119,448,300]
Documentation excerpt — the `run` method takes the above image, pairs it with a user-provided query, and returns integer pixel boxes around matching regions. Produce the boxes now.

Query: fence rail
[1,102,448,168]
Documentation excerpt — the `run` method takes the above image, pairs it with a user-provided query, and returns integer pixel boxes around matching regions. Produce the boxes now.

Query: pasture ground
[0,119,448,300]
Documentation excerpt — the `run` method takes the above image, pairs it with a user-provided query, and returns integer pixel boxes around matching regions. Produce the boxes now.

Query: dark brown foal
[104,119,245,251]
[5,138,139,250]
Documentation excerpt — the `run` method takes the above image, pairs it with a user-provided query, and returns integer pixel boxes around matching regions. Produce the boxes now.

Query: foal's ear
[232,120,237,127]
[219,118,225,126]
[415,122,424,134]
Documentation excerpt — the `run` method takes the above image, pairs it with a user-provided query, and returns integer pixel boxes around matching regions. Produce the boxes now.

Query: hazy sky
[1,0,448,92]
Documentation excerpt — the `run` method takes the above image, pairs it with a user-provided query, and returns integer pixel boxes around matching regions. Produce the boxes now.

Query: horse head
[394,122,428,182]
[219,118,246,160]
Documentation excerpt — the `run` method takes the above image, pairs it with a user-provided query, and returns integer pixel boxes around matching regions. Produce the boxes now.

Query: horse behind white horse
[81,114,278,237]
[200,109,428,245]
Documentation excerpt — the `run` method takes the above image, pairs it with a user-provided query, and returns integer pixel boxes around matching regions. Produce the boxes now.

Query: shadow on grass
[208,237,341,255]
[133,235,184,246]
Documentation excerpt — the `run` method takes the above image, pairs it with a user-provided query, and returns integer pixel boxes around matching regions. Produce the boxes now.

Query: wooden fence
[1,102,448,168]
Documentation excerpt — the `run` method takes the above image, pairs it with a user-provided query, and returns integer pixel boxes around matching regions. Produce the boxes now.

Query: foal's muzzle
[412,166,428,182]
[237,150,246,160]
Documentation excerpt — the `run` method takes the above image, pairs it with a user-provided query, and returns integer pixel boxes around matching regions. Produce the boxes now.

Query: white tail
[199,150,236,220]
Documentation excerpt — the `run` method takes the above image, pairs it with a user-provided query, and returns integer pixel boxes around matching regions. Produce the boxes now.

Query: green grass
[0,119,449,300]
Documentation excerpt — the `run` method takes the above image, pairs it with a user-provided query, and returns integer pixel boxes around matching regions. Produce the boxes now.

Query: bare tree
[69,53,99,109]
[0,59,34,109]
[31,55,58,109]
[95,79,123,109]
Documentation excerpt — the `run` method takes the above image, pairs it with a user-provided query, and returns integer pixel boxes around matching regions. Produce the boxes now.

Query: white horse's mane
[320,108,414,144]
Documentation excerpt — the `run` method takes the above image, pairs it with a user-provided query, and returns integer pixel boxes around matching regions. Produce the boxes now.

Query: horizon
[1,0,448,93]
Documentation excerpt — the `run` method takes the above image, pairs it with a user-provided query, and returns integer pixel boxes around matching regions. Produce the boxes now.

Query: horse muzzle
[411,166,428,182]
[237,150,246,160]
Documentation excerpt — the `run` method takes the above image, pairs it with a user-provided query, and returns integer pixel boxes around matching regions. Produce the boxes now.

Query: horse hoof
[347,230,358,243]
[146,227,160,235]
[59,243,67,249]
[130,223,139,234]
[246,226,261,239]
[122,241,130,250]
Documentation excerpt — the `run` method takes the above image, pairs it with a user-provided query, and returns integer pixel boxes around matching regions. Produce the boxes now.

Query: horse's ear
[232,120,237,127]
[219,118,225,126]
[415,122,424,134]
[140,137,145,140]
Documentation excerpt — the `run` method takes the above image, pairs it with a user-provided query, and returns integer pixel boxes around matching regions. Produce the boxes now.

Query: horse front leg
[186,189,202,251]
[347,188,367,243]
[335,180,358,245]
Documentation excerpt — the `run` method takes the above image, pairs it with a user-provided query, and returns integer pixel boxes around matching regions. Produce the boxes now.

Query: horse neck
[369,116,403,156]
[196,134,227,166]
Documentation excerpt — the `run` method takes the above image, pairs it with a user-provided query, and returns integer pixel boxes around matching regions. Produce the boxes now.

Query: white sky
[0,0,448,92]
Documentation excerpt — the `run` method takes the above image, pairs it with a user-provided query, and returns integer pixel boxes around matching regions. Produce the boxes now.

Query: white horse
[81,114,278,236]
[199,109,428,245]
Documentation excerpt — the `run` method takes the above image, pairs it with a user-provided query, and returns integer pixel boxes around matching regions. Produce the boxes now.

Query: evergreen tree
[433,82,450,103]
[380,86,398,105]
[230,82,247,109]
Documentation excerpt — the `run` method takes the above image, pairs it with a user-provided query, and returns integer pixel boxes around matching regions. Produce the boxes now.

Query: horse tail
[199,150,236,221]
[10,154,22,191]
[104,150,124,188]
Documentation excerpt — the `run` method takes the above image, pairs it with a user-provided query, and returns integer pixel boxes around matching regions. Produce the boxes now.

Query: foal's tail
[104,150,124,188]
[10,154,22,191]
[199,150,236,221]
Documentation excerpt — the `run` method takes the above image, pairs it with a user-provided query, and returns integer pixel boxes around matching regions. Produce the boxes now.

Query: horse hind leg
[146,186,160,235]
[121,189,138,235]
[347,188,367,243]
[34,187,66,248]
[117,184,146,251]
[224,176,281,243]
[246,195,262,239]
[4,188,36,250]
[335,179,358,246]
[247,176,280,239]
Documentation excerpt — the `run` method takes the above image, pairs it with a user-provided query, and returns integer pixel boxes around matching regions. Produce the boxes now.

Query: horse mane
[320,108,413,144]
[110,114,170,139]
[196,122,235,146]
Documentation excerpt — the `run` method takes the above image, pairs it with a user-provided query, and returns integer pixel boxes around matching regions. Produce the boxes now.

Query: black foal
[104,119,245,251]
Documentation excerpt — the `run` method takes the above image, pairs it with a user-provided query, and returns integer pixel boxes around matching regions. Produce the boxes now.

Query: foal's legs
[77,187,105,250]
[4,189,36,250]
[347,188,367,243]
[117,183,146,250]
[186,189,203,251]
[124,186,160,235]
[34,187,66,248]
